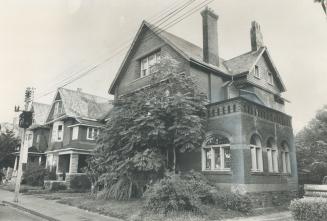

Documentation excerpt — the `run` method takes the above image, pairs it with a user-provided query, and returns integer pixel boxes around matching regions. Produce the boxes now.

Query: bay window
[86,127,99,140]
[266,138,278,173]
[281,141,291,174]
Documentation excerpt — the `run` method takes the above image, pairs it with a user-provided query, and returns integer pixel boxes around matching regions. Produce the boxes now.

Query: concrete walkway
[223,211,294,221]
[0,189,122,221]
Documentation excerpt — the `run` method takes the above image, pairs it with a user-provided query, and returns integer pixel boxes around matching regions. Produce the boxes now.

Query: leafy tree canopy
[88,60,208,199]
[0,129,20,169]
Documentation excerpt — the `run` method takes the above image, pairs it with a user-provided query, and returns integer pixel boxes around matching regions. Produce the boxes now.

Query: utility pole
[13,87,34,203]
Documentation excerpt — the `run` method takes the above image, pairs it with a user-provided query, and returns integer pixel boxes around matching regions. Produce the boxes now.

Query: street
[0,203,45,221]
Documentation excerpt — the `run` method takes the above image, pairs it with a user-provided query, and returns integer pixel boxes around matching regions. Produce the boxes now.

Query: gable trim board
[109,21,231,95]
[109,22,287,97]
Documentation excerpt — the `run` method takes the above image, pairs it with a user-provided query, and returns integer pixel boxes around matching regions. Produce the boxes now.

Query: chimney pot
[201,7,219,66]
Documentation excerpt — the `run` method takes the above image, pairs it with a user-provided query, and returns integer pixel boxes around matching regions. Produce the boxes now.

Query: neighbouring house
[108,7,298,206]
[44,88,112,182]
[12,102,50,177]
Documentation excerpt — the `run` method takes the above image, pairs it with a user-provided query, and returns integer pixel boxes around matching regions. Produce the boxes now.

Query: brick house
[12,102,50,177]
[108,8,298,205]
[44,88,112,181]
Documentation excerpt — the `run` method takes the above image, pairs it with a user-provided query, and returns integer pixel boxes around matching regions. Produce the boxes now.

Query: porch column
[69,154,79,174]
[13,156,18,171]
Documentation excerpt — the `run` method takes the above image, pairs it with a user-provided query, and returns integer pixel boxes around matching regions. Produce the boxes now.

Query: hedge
[290,197,327,221]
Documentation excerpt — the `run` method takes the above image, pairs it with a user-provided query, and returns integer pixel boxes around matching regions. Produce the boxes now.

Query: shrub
[44,167,57,181]
[214,192,252,213]
[290,197,327,221]
[23,163,48,186]
[69,175,91,191]
[143,172,215,214]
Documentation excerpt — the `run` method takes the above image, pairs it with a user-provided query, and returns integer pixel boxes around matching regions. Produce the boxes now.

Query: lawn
[0,183,290,221]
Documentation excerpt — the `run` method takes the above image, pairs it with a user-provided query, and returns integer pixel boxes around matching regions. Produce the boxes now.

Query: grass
[1,183,290,221]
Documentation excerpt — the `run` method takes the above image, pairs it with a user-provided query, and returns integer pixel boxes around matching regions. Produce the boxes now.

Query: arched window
[266,138,278,173]
[202,135,231,171]
[281,141,291,174]
[250,134,263,172]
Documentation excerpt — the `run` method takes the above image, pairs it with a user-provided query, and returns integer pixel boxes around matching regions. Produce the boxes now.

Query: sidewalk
[0,189,122,221]
[223,211,294,221]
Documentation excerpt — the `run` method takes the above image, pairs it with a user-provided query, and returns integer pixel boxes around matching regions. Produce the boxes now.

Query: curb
[2,200,60,221]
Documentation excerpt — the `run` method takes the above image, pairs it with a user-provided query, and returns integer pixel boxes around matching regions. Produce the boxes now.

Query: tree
[88,59,208,199]
[314,0,327,15]
[296,105,327,183]
[0,129,20,169]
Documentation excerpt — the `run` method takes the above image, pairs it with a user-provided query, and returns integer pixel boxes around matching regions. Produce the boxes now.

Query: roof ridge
[59,87,110,102]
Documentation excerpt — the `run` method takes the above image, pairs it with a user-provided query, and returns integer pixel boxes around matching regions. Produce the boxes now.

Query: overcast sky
[0,0,326,132]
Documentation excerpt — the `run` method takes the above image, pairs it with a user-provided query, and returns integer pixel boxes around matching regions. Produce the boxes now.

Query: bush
[214,192,252,213]
[143,172,215,214]
[290,197,327,221]
[44,167,57,180]
[23,163,48,186]
[69,175,91,191]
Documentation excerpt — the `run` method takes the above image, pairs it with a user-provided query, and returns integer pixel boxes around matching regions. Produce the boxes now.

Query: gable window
[36,134,40,144]
[254,65,260,79]
[86,127,99,140]
[202,135,231,171]
[53,101,63,116]
[281,141,291,174]
[72,126,79,140]
[266,138,278,173]
[140,51,161,78]
[268,72,273,85]
[52,121,64,142]
[250,134,263,172]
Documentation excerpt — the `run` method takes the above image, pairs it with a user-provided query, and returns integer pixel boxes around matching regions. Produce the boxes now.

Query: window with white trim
[281,141,291,174]
[268,72,273,85]
[36,134,40,144]
[202,135,231,171]
[53,101,63,116]
[250,134,263,172]
[266,138,278,173]
[72,126,79,140]
[140,51,161,78]
[52,121,64,142]
[86,127,99,140]
[254,65,260,78]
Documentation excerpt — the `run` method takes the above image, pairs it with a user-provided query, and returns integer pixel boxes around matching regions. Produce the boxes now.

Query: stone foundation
[246,191,298,208]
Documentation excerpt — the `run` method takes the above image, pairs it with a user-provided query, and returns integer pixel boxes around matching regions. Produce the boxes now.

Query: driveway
[223,211,294,221]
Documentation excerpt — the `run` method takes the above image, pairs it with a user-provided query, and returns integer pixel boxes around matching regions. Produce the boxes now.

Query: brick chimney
[250,21,264,51]
[201,7,219,66]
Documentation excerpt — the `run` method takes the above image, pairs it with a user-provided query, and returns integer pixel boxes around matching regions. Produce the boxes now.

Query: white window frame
[86,127,99,140]
[140,51,161,78]
[36,134,40,144]
[281,144,291,174]
[268,72,273,85]
[250,145,263,172]
[267,147,279,173]
[202,144,231,171]
[52,121,64,142]
[254,65,261,79]
[53,101,63,116]
[72,126,79,140]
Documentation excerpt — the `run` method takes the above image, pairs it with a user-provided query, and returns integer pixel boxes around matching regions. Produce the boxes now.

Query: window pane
[214,148,221,169]
[224,147,231,169]
[251,147,256,170]
[256,148,262,171]
[204,148,211,170]
[272,150,278,172]
[149,55,155,66]
[267,149,272,172]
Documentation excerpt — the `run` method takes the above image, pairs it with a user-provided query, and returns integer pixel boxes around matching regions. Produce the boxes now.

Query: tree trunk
[173,145,176,173]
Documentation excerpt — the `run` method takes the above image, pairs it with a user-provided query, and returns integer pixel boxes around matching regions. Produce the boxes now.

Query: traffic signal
[19,111,33,128]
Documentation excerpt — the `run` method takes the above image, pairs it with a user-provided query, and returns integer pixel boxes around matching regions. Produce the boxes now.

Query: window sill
[128,74,151,85]
[254,76,261,80]
[250,171,265,176]
[202,170,232,175]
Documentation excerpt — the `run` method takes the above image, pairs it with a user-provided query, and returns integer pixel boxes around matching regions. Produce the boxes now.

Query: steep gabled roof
[223,47,286,92]
[108,21,230,95]
[46,88,113,123]
[223,47,265,75]
[30,102,51,127]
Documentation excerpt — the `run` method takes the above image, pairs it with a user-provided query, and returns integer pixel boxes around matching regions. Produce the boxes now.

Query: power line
[35,0,196,97]
[35,0,215,100]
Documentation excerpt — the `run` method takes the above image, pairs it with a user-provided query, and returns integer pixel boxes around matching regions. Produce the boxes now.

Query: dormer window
[254,65,260,79]
[140,51,161,78]
[53,101,63,116]
[268,72,273,85]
